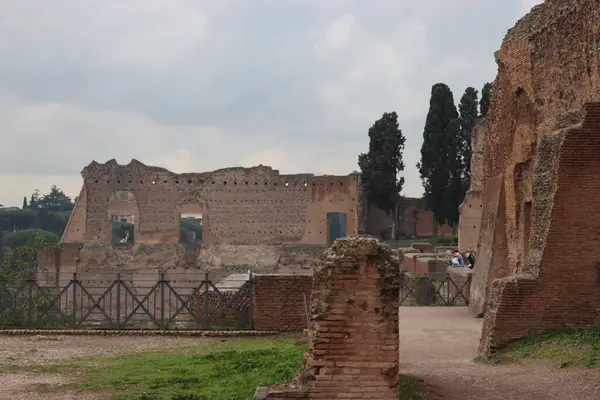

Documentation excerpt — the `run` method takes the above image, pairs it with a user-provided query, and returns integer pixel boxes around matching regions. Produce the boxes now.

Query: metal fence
[0,272,253,330]
[399,272,471,306]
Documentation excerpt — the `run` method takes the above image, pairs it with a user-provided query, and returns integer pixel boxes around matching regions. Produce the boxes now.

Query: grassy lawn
[24,336,306,400]
[486,326,600,368]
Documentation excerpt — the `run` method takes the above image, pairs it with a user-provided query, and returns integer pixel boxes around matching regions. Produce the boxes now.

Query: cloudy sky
[0,0,543,207]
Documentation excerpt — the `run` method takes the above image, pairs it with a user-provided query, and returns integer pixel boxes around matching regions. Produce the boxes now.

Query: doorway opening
[180,213,203,244]
[327,212,347,244]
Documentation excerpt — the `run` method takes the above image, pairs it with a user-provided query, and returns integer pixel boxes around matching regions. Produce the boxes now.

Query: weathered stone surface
[255,236,400,399]
[458,122,485,251]
[62,160,362,245]
[466,0,600,354]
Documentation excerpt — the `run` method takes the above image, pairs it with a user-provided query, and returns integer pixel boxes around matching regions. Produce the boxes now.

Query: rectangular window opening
[111,214,134,244]
[180,213,203,244]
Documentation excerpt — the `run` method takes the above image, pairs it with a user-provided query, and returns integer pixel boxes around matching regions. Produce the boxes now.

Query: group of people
[446,249,476,269]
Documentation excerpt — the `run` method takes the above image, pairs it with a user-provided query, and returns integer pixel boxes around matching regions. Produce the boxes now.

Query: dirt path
[399,307,600,400]
[0,335,203,400]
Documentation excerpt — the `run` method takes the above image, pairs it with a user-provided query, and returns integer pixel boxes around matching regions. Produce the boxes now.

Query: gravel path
[399,307,600,400]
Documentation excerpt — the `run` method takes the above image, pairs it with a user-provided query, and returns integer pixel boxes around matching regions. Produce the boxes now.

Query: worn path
[399,307,600,400]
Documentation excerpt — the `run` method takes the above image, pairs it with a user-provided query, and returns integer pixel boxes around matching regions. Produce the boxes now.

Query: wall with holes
[61,159,361,245]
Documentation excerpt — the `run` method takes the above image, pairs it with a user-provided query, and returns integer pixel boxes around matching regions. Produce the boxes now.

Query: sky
[0,0,543,207]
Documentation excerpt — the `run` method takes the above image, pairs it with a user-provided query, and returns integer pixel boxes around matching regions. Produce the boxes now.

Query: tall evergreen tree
[480,82,493,118]
[358,111,407,214]
[38,185,74,212]
[22,197,28,209]
[29,190,39,210]
[445,119,464,227]
[458,87,480,192]
[417,83,458,228]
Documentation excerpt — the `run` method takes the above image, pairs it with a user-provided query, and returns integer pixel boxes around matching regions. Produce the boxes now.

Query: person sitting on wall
[447,250,461,268]
[466,251,476,269]
[452,250,464,266]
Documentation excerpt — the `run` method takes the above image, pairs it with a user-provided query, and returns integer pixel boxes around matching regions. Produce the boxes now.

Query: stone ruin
[254,236,400,399]
[457,0,600,354]
[38,160,371,284]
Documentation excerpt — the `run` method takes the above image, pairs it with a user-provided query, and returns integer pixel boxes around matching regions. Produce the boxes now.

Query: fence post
[26,273,36,328]
[71,273,77,328]
[466,273,473,305]
[159,273,165,329]
[247,272,254,330]
[116,273,121,330]
[204,272,210,329]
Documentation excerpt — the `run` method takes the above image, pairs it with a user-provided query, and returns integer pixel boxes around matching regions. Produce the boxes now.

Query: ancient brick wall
[252,275,313,331]
[470,0,600,318]
[458,122,486,251]
[63,160,361,245]
[479,104,600,355]
[398,197,454,237]
[255,236,399,400]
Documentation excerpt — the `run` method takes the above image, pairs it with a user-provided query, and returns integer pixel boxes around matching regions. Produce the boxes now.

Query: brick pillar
[255,236,400,399]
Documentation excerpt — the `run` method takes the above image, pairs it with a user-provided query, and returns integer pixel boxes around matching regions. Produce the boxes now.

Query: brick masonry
[252,275,313,331]
[254,236,400,399]
[479,104,600,355]
[469,0,600,323]
[62,160,363,246]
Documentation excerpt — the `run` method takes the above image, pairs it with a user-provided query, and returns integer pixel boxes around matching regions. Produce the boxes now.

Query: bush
[4,229,59,249]
[0,232,64,328]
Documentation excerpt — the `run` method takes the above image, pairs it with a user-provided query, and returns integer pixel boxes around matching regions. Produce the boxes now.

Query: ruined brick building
[37,157,452,283]
[38,159,370,281]
[458,0,600,354]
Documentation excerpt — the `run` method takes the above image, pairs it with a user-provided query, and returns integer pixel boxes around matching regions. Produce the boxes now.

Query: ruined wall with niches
[252,275,313,331]
[255,236,400,400]
[62,159,359,245]
[479,105,600,355]
[470,0,600,318]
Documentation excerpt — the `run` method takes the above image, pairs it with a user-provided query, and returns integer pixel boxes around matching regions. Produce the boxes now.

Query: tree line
[0,186,75,249]
[359,82,492,233]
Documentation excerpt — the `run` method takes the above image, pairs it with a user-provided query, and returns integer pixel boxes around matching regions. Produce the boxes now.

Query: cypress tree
[22,196,28,209]
[418,83,459,229]
[358,111,407,214]
[458,87,480,191]
[480,82,493,118]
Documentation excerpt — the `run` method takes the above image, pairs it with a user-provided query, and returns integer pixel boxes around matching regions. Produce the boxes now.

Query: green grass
[486,326,600,368]
[26,337,306,400]
[398,376,423,399]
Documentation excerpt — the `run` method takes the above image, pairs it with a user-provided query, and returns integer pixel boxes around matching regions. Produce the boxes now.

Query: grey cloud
[0,0,531,205]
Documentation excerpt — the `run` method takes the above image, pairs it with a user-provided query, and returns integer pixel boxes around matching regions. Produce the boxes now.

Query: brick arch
[104,190,140,243]
[175,194,209,243]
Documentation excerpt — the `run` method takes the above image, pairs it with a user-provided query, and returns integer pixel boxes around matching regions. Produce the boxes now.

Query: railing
[0,272,253,330]
[399,271,471,306]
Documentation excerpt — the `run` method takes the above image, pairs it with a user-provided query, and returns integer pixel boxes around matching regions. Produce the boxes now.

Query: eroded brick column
[255,236,400,399]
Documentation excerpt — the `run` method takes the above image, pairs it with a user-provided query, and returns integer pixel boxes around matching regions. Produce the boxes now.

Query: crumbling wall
[480,106,600,355]
[63,160,360,245]
[37,243,323,286]
[473,0,600,353]
[458,122,486,251]
[398,197,454,237]
[252,275,313,331]
[254,236,400,399]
